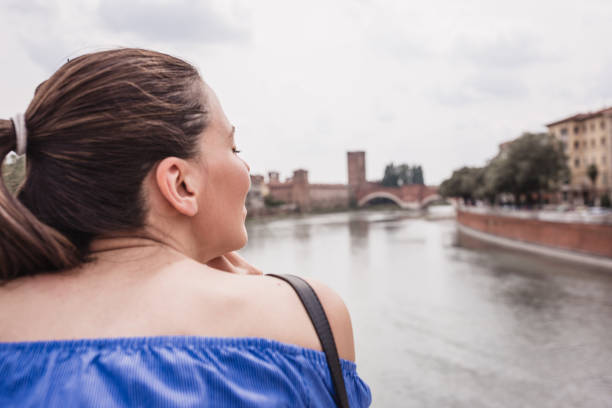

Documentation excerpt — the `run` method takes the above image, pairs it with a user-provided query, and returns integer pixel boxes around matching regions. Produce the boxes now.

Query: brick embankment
[457,209,612,258]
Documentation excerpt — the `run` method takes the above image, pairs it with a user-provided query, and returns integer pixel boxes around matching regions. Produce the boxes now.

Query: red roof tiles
[546,107,612,127]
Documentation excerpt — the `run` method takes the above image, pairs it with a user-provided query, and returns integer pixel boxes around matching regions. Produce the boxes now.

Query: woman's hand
[206,251,263,275]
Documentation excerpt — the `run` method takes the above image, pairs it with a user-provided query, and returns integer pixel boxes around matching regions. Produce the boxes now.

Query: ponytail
[0,48,207,282]
[0,119,79,282]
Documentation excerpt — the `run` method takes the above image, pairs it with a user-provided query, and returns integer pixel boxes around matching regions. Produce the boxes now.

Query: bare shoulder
[243,275,355,362]
[301,277,356,362]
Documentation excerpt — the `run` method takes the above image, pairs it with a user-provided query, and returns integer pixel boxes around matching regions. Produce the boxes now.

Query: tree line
[381,163,424,187]
[439,132,569,206]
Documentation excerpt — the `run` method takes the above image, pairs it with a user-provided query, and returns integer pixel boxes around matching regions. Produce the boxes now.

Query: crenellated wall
[266,172,349,211]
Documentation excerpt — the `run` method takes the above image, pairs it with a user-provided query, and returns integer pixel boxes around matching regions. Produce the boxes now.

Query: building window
[561,127,568,135]
[574,126,580,134]
[574,140,579,149]
[562,141,568,151]
[601,121,606,129]
[602,137,606,145]
[575,158,580,167]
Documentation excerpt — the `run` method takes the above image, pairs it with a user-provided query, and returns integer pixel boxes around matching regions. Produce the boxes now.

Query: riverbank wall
[457,207,612,258]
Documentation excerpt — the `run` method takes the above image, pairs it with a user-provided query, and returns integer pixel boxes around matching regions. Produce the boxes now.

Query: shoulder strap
[267,274,350,408]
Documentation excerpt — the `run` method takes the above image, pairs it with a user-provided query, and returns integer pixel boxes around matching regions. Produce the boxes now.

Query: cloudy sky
[2,0,612,184]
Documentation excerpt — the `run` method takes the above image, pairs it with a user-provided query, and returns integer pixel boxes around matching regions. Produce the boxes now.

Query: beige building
[547,107,612,199]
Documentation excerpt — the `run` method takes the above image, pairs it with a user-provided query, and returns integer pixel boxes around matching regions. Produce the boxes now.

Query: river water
[240,206,612,407]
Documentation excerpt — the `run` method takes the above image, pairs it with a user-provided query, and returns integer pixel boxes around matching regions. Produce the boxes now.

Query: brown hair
[0,48,208,282]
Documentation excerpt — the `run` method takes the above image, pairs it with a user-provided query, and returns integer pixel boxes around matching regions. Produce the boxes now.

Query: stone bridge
[354,182,441,209]
[348,152,440,210]
[256,151,439,212]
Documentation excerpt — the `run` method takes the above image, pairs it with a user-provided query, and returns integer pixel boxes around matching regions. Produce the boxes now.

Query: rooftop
[546,107,612,127]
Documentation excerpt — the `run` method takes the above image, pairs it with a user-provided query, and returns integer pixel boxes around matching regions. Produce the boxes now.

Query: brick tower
[292,169,311,212]
[268,171,280,184]
[347,151,366,205]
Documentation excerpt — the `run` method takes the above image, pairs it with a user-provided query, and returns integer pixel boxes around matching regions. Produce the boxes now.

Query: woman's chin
[233,228,248,250]
[240,229,248,247]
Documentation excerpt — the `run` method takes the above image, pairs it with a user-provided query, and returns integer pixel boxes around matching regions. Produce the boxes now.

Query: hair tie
[10,113,27,155]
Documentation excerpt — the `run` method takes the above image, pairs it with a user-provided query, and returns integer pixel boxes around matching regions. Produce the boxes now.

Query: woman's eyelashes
[232,147,241,154]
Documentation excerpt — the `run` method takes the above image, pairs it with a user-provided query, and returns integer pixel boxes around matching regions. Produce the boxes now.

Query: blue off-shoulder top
[0,336,371,407]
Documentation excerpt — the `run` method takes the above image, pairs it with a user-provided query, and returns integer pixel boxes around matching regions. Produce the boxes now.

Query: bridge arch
[421,194,443,208]
[357,191,404,208]
[357,191,422,209]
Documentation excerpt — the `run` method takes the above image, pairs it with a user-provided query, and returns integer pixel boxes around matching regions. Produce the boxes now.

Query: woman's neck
[86,237,190,271]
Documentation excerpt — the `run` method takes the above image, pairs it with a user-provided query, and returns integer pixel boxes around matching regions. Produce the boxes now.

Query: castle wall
[309,184,349,210]
[268,183,293,203]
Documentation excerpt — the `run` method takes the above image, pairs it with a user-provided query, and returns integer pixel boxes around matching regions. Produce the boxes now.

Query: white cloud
[98,0,251,44]
[2,0,612,185]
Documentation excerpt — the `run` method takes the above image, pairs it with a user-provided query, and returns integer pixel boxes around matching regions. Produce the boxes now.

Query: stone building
[266,169,349,212]
[245,174,265,215]
[547,107,612,199]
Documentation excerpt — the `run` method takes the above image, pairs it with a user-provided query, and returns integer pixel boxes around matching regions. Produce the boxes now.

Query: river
[240,206,612,407]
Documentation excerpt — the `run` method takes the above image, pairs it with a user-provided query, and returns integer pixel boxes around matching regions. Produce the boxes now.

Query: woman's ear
[155,157,200,216]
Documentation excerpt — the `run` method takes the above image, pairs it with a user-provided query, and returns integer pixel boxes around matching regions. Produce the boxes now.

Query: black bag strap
[267,274,350,408]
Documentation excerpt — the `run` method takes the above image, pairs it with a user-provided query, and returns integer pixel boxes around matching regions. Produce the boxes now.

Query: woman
[0,49,371,407]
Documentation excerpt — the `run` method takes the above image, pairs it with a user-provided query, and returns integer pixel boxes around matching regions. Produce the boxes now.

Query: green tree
[476,155,517,204]
[441,132,568,207]
[412,166,424,185]
[587,163,599,206]
[587,164,599,185]
[381,163,400,187]
[439,166,481,204]
[397,164,410,186]
[381,163,425,187]
[497,132,568,206]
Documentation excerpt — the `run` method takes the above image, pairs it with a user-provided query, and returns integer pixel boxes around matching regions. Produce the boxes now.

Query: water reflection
[293,222,312,241]
[348,215,369,251]
[241,209,612,407]
[457,231,563,310]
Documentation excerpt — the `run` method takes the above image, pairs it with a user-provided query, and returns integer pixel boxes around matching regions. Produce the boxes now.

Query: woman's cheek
[239,161,251,198]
